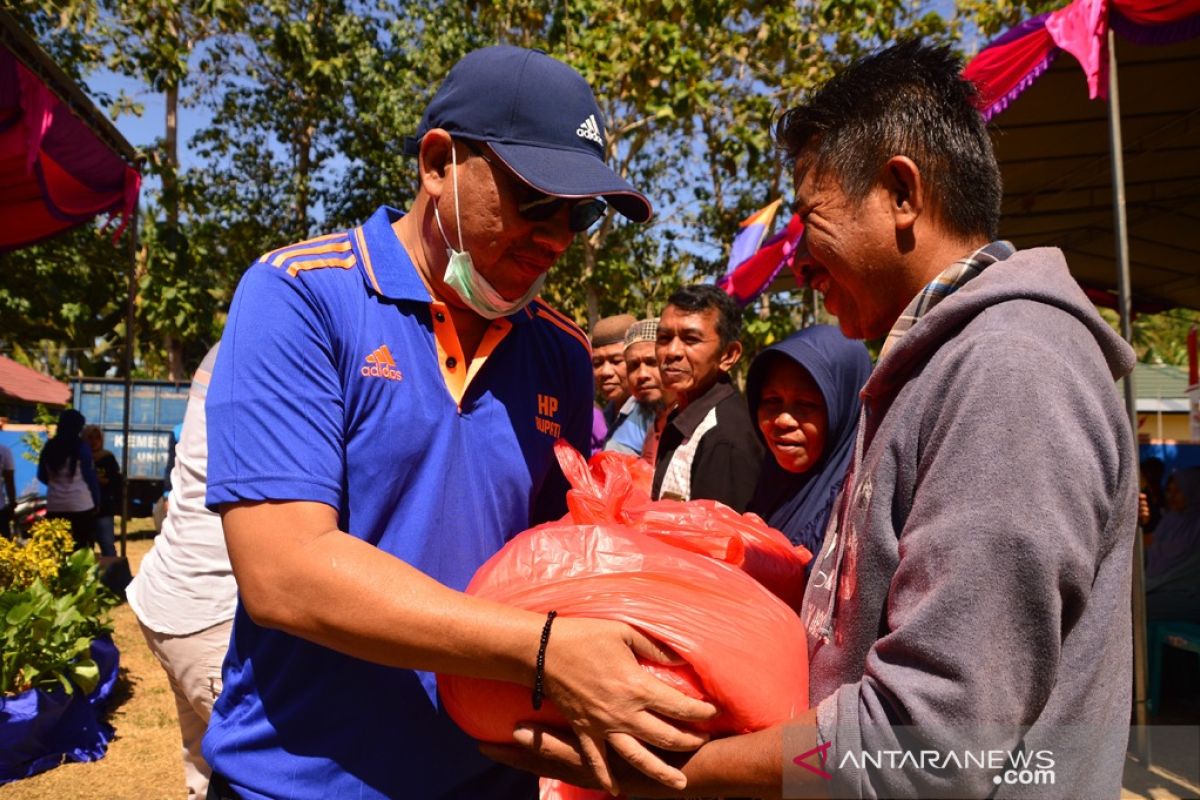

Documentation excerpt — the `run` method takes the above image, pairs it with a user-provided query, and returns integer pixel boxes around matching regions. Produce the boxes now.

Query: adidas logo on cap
[576,114,604,146]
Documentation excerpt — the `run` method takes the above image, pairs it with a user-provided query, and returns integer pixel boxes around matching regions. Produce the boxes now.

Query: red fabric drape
[0,47,139,252]
[1113,0,1200,24]
[963,23,1057,115]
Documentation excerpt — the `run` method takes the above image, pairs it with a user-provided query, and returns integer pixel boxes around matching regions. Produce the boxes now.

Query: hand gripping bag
[438,443,812,792]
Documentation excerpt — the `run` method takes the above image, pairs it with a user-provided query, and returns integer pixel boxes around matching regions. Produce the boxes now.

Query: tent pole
[119,203,139,559]
[1107,26,1150,762]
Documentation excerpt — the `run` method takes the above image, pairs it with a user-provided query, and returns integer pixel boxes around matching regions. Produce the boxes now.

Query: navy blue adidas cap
[403,46,652,223]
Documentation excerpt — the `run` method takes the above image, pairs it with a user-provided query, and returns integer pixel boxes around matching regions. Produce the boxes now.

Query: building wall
[1136,412,1193,442]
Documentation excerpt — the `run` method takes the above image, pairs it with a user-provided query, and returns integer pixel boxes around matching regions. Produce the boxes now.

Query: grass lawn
[1,521,185,800]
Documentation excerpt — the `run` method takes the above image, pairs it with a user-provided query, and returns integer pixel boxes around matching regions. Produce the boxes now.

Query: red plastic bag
[561,445,811,610]
[439,443,812,785]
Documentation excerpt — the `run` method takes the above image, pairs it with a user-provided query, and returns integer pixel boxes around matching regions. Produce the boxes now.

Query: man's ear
[883,155,922,231]
[718,339,744,373]
[418,129,454,200]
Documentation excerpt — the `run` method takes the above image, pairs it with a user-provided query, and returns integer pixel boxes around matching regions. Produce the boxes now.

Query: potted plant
[0,519,121,784]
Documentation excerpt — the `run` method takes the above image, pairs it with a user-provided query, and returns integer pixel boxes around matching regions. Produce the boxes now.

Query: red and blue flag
[717,201,805,306]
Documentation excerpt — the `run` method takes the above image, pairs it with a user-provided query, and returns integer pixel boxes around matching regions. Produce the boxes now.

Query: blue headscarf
[745,326,872,557]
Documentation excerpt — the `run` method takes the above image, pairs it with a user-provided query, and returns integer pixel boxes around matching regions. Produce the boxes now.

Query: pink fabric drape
[964,0,1200,119]
[1046,0,1111,99]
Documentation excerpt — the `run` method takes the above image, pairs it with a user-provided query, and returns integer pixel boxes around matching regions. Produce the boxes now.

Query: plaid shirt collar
[878,240,1015,360]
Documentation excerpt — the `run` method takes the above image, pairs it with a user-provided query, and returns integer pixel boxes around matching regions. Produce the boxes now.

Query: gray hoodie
[800,247,1137,798]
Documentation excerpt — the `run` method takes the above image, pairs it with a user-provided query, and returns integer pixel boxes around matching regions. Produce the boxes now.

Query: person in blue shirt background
[604,318,666,459]
[202,46,715,800]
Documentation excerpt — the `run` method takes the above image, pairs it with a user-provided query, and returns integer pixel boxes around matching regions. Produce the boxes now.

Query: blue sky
[85,64,208,180]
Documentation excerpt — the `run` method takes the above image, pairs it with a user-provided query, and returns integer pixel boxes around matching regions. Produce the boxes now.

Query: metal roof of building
[0,355,70,407]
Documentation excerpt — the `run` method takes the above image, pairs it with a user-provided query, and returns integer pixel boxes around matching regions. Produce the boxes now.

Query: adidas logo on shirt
[361,345,403,381]
[576,114,604,146]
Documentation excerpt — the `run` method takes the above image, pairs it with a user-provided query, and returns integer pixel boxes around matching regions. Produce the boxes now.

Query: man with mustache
[651,284,763,512]
[202,46,715,800]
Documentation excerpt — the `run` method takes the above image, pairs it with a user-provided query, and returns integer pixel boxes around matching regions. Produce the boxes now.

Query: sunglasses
[462,140,608,232]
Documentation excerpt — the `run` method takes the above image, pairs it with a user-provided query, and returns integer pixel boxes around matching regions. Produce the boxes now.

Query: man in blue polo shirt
[203,47,716,800]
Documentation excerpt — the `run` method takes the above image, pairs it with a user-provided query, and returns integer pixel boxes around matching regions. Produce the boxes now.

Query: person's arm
[223,500,716,793]
[36,448,48,485]
[484,710,828,798]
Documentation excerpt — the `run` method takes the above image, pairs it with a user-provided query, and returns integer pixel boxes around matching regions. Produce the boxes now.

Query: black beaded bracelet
[531,610,558,711]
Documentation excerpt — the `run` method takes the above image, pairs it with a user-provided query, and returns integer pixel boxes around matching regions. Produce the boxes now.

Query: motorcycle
[11,492,48,538]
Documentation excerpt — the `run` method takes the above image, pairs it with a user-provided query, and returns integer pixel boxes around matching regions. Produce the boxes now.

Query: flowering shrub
[0,519,74,590]
[0,520,119,696]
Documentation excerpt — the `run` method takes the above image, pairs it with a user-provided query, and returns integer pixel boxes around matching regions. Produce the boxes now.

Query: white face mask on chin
[433,144,546,320]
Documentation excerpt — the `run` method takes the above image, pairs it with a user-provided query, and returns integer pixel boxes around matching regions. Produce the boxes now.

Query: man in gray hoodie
[779,39,1138,799]
[487,39,1138,800]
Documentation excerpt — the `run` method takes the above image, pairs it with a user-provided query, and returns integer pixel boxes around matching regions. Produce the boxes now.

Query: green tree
[0,225,128,378]
[1098,308,1200,367]
[13,0,1123,382]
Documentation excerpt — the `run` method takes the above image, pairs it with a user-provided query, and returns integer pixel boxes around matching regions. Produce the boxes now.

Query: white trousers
[138,618,233,799]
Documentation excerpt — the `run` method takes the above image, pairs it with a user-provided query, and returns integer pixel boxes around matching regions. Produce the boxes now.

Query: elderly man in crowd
[604,318,667,459]
[591,313,636,446]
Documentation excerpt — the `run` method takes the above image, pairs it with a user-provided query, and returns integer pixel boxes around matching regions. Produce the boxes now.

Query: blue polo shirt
[203,206,592,799]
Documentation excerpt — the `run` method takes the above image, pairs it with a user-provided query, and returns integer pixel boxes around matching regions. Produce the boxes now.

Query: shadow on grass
[104,665,138,728]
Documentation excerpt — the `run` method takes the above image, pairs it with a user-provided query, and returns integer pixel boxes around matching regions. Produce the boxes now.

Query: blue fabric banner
[0,637,120,784]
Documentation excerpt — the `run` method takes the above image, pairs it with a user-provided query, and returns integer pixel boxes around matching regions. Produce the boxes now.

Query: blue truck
[70,378,190,516]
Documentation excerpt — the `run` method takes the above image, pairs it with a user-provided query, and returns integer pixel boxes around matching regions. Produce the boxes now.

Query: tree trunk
[583,239,599,331]
[165,80,178,229]
[295,124,314,234]
[164,77,185,381]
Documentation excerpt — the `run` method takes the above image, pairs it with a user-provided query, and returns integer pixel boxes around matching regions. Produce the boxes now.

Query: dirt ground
[1,530,185,800]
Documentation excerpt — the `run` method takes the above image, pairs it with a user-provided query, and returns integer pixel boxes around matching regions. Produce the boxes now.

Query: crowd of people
[16,34,1200,800]
[588,293,871,568]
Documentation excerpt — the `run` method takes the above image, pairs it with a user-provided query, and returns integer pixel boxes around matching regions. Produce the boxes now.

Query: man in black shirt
[652,284,763,511]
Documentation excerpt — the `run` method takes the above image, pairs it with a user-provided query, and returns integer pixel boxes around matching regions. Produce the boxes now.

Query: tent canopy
[0,12,139,252]
[965,0,1200,311]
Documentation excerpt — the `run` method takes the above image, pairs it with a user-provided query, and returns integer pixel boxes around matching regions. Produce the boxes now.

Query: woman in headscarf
[1146,466,1200,622]
[37,408,101,551]
[83,424,122,557]
[745,325,872,564]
